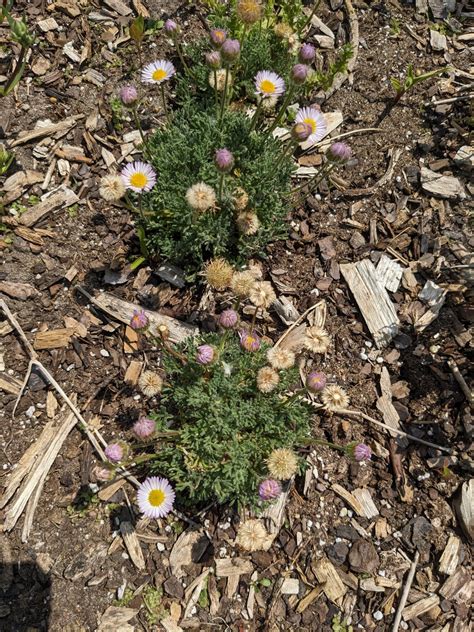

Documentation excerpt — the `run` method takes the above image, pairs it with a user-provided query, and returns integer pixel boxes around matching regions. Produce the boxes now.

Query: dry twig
[391,551,420,632]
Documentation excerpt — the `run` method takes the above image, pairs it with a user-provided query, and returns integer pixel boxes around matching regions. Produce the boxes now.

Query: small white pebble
[347,510,353,518]
[157,542,165,552]
[307,519,313,528]
[100,349,110,357]
[25,406,36,418]
[340,508,348,517]
[373,611,384,621]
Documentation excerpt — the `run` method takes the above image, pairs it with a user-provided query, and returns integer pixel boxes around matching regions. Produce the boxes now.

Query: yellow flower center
[303,117,316,133]
[148,489,165,507]
[130,172,148,188]
[152,68,167,82]
[260,79,276,94]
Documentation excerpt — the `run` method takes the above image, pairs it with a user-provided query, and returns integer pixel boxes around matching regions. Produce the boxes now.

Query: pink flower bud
[196,344,215,365]
[291,122,312,143]
[259,479,282,500]
[306,371,327,393]
[354,443,372,462]
[119,85,138,107]
[130,309,148,330]
[105,443,123,463]
[133,416,156,439]
[221,39,240,63]
[210,28,227,48]
[239,329,261,352]
[299,43,316,64]
[218,309,238,329]
[214,148,234,173]
[327,142,352,164]
[291,63,309,85]
[164,19,178,34]
[205,51,221,69]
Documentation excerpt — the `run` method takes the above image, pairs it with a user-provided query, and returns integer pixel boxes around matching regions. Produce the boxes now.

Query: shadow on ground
[0,561,51,632]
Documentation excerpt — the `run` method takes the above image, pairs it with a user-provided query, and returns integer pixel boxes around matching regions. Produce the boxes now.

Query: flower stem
[219,66,230,126]
[132,107,151,157]
[276,138,296,167]
[218,172,225,201]
[174,37,190,75]
[137,194,149,257]
[268,84,295,135]
[213,69,219,113]
[298,0,322,38]
[160,83,170,125]
[249,98,263,132]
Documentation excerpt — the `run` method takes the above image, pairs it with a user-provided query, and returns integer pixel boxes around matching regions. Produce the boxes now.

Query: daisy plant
[120,161,157,258]
[142,59,176,124]
[103,281,363,510]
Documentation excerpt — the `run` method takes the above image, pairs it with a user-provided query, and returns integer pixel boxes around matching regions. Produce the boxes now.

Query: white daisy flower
[137,476,175,519]
[141,60,176,84]
[121,161,157,193]
[254,70,285,99]
[295,106,327,145]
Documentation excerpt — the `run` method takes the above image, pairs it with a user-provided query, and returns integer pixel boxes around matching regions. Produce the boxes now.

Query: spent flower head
[236,211,260,236]
[141,60,176,84]
[267,448,298,480]
[137,476,175,519]
[321,384,350,411]
[231,270,256,298]
[138,370,163,398]
[249,280,276,309]
[304,326,331,354]
[121,161,156,193]
[299,43,316,63]
[257,366,280,393]
[218,309,238,329]
[130,309,148,330]
[99,174,126,201]
[233,187,249,211]
[236,519,270,552]
[327,142,352,164]
[255,70,285,99]
[209,68,232,91]
[133,416,156,439]
[204,258,234,290]
[196,344,215,365]
[237,0,262,25]
[214,148,234,173]
[186,182,216,212]
[259,478,282,501]
[306,371,327,393]
[267,346,295,370]
[239,329,261,352]
[119,85,138,107]
[295,107,327,145]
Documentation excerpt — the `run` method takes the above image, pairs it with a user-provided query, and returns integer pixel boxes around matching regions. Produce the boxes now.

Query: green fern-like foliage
[147,333,312,507]
[144,104,293,271]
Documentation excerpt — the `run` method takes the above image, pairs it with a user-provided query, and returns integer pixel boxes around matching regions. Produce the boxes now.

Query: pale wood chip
[34,328,74,350]
[215,557,254,577]
[341,259,399,347]
[313,557,346,605]
[0,373,23,395]
[10,115,84,147]
[19,187,79,227]
[120,521,145,570]
[0,281,40,301]
[402,595,440,621]
[97,606,138,632]
[439,534,461,575]
[124,360,143,386]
